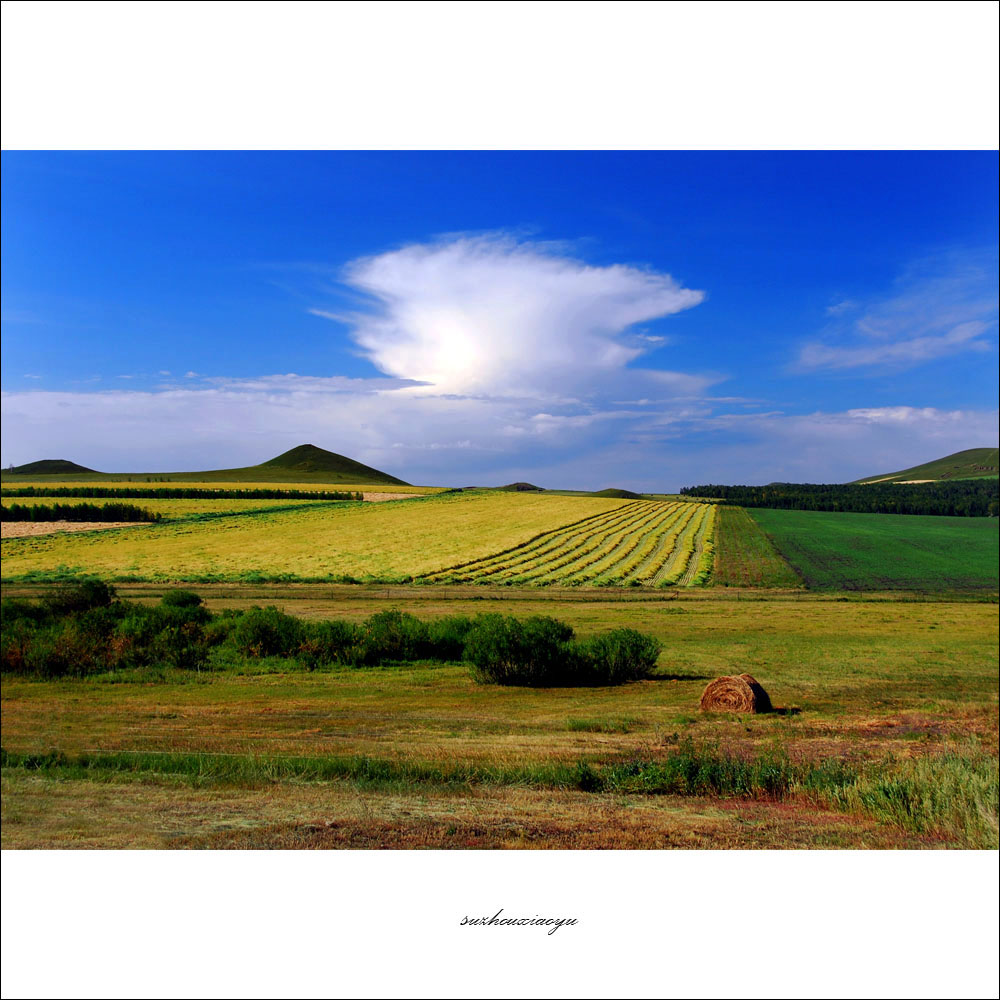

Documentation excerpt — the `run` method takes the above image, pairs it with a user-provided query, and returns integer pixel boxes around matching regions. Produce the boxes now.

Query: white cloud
[4,236,995,491]
[0,236,721,484]
[796,250,998,372]
[337,234,706,397]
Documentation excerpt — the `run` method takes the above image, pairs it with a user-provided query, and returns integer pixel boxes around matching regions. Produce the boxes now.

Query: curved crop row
[631,503,702,585]
[689,505,718,586]
[516,502,676,585]
[483,502,670,584]
[420,502,641,580]
[657,505,711,586]
[417,500,719,588]
[467,503,656,582]
[557,504,687,585]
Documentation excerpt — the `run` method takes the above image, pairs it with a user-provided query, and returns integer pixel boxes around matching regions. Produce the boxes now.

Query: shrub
[160,589,204,610]
[227,606,304,658]
[298,620,360,668]
[44,579,117,615]
[577,628,661,684]
[425,615,475,660]
[352,609,430,665]
[464,614,578,686]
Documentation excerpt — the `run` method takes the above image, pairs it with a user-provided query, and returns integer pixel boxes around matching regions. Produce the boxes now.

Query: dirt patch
[1,521,151,538]
[361,492,427,503]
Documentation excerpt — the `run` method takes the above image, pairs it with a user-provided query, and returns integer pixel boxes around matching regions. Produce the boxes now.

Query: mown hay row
[633,504,701,585]
[471,503,658,582]
[530,503,677,584]
[656,505,710,586]
[559,504,687,585]
[420,502,639,581]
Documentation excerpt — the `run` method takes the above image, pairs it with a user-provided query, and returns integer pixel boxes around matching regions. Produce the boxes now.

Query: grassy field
[1,496,338,520]
[749,508,999,591]
[0,491,632,583]
[0,479,446,495]
[2,587,996,849]
[0,492,723,587]
[712,505,803,588]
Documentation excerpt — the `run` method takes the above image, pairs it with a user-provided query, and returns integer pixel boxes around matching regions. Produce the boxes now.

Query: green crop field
[749,508,1000,591]
[712,505,804,588]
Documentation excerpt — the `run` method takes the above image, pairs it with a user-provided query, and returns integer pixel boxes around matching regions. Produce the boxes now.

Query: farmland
[712,505,804,588]
[0,492,723,587]
[2,481,998,851]
[749,508,999,591]
[1,495,338,520]
[2,586,996,849]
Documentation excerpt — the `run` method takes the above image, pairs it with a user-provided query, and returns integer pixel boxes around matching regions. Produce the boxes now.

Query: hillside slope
[5,459,97,475]
[855,448,998,484]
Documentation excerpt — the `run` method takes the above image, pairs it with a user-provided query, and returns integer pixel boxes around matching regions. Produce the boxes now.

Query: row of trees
[1,486,362,501]
[680,480,998,517]
[1,583,660,686]
[1,503,161,523]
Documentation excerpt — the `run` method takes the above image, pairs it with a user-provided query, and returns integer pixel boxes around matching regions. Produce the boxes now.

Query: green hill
[1,444,409,486]
[592,487,643,499]
[5,459,97,475]
[855,448,999,484]
[253,444,407,483]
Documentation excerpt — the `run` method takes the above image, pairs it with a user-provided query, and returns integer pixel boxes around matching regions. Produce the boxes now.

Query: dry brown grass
[0,773,941,849]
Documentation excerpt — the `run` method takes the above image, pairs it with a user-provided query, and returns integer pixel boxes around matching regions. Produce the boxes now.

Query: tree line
[1,486,363,501]
[1,503,162,523]
[679,479,999,517]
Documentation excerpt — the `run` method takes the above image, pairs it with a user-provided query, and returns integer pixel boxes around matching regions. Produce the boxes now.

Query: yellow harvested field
[2,480,446,495]
[360,492,429,502]
[1,521,152,538]
[1,496,331,518]
[0,491,628,581]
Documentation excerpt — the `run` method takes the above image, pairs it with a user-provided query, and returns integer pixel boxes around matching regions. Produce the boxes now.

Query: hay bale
[699,673,772,713]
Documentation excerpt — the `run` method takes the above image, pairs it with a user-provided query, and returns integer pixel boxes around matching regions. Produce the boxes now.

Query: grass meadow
[2,586,997,849]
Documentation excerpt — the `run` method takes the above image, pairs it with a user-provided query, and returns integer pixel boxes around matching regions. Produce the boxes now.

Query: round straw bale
[699,673,772,713]
[737,673,773,713]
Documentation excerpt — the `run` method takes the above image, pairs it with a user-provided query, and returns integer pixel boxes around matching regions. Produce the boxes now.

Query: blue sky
[2,150,997,489]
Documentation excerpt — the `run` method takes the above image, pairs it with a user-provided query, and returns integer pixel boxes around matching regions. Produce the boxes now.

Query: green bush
[160,589,204,610]
[425,615,475,660]
[44,580,117,615]
[577,628,661,684]
[227,606,304,658]
[464,614,578,686]
[298,620,360,668]
[352,609,429,665]
[464,616,660,687]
